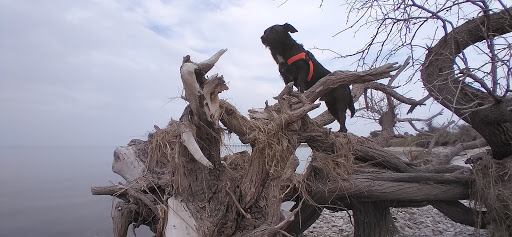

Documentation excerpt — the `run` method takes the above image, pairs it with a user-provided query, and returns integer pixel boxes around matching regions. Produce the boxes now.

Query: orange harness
[287,52,314,82]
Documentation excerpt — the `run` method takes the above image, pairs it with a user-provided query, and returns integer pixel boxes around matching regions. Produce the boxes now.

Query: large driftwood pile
[91,50,486,237]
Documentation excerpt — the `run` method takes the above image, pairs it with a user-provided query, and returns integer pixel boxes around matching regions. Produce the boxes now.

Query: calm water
[0,145,311,237]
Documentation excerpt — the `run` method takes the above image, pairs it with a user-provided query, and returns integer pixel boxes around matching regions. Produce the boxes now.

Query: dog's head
[261,23,298,48]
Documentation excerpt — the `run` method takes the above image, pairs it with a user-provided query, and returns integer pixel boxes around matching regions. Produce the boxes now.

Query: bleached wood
[179,122,213,168]
[197,49,227,73]
[202,76,228,125]
[180,62,201,115]
[165,197,198,237]
[112,145,145,182]
[180,49,228,126]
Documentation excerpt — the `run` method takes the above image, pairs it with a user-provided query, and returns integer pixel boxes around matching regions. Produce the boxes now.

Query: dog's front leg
[278,62,294,85]
[293,61,310,92]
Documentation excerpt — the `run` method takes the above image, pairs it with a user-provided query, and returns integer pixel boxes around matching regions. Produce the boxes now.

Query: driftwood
[436,139,488,165]
[112,139,147,182]
[91,49,484,237]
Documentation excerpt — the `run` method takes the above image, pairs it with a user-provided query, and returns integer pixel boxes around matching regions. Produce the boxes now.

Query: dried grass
[147,120,181,171]
[139,108,360,234]
[472,156,512,236]
[222,151,251,179]
[252,121,296,175]
[291,133,357,211]
[309,146,354,182]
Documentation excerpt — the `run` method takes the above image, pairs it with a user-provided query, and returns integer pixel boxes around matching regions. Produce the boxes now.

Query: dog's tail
[348,88,356,118]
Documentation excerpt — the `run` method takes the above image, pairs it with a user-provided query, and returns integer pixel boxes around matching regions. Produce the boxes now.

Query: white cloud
[0,0,436,146]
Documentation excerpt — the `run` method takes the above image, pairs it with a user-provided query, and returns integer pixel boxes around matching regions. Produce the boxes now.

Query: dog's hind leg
[324,86,351,132]
[324,95,348,133]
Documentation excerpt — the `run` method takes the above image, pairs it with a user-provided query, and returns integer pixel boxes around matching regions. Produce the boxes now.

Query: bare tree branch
[422,7,512,159]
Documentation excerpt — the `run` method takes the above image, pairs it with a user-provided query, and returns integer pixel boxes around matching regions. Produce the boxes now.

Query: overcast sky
[0,0,440,147]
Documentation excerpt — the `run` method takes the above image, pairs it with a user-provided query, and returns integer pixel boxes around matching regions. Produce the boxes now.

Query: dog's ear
[284,23,298,33]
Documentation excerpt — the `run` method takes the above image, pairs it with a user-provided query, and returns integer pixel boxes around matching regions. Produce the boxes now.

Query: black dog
[261,23,355,132]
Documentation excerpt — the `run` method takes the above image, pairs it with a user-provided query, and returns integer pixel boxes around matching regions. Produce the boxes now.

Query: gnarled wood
[180,49,228,126]
[92,48,487,237]
[112,139,147,182]
[421,7,512,160]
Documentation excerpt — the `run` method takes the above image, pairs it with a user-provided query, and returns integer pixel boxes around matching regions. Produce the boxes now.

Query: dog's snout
[261,35,268,45]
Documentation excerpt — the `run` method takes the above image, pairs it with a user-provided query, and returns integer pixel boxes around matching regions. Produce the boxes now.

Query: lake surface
[0,146,154,237]
[0,145,311,237]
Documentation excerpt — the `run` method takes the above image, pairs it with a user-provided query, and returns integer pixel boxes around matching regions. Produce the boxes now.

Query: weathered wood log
[312,110,336,126]
[436,139,488,165]
[112,139,147,182]
[166,197,198,236]
[430,200,487,229]
[172,50,243,237]
[113,202,137,237]
[216,65,479,235]
[92,48,486,237]
[311,177,469,202]
[304,63,400,103]
[353,173,471,183]
[91,184,164,220]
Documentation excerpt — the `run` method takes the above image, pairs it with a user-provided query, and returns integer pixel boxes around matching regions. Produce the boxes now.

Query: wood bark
[430,200,486,229]
[353,201,397,237]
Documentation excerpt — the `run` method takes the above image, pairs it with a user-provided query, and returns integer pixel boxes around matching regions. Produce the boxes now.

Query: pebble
[302,205,489,237]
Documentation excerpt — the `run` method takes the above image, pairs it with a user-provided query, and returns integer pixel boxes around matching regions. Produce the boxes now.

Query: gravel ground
[302,205,488,237]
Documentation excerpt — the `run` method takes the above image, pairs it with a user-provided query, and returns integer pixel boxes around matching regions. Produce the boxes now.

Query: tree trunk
[376,97,396,147]
[353,201,397,237]
[421,7,512,236]
[421,7,512,160]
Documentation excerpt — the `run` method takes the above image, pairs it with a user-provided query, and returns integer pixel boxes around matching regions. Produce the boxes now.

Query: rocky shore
[303,205,488,236]
[302,146,490,236]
